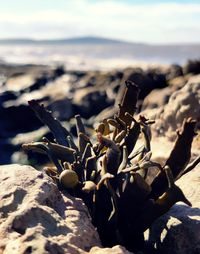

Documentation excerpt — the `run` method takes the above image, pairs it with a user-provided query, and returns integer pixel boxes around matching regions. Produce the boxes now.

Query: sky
[0,0,200,43]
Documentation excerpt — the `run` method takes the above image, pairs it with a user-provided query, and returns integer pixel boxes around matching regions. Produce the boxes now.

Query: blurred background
[0,0,200,165]
[0,0,200,68]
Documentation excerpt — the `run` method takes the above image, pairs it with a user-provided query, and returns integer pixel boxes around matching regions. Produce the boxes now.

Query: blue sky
[0,0,200,43]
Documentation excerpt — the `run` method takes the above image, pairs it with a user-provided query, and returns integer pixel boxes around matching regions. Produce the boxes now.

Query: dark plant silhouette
[22,80,199,252]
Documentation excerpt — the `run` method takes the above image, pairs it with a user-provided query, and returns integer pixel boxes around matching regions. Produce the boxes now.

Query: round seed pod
[82,181,96,193]
[59,169,79,189]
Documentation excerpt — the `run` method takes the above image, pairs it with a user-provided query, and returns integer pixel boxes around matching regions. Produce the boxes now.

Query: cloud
[0,0,200,43]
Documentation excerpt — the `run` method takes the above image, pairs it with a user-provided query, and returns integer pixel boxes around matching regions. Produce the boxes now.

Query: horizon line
[0,35,200,46]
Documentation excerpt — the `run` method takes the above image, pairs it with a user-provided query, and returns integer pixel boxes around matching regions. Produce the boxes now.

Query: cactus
[23,80,199,253]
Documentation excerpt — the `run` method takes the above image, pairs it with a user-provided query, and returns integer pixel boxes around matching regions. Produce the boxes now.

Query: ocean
[0,43,200,70]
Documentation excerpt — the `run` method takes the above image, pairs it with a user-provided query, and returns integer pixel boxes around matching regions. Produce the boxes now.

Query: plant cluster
[23,80,199,252]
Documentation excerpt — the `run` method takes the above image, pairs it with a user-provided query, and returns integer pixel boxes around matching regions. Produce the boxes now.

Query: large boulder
[0,164,131,254]
[0,164,100,254]
[73,87,113,119]
[141,86,173,111]
[145,166,200,254]
[147,75,200,140]
[183,59,200,75]
[123,68,167,100]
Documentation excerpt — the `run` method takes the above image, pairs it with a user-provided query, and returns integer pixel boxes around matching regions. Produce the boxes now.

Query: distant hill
[0,36,133,45]
[0,36,200,66]
[0,36,199,47]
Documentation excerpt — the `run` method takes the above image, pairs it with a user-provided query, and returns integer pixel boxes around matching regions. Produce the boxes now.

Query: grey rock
[183,59,200,75]
[145,166,200,254]
[0,164,131,254]
[0,164,101,254]
[150,75,200,140]
[89,245,133,254]
[141,86,173,111]
[166,64,183,80]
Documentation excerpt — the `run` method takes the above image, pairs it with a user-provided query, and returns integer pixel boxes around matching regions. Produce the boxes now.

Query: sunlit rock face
[0,164,132,254]
[0,164,101,254]
[142,75,200,140]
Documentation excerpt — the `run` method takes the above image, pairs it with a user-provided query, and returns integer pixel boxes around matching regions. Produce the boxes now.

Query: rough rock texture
[141,86,173,111]
[0,164,100,254]
[0,164,131,254]
[89,246,132,254]
[148,75,200,140]
[145,166,200,254]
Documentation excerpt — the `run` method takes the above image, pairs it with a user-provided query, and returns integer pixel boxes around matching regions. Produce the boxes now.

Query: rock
[53,65,65,78]
[115,68,167,112]
[0,91,18,105]
[0,104,42,136]
[93,106,118,123]
[0,164,101,254]
[0,164,131,254]
[47,97,74,121]
[150,75,200,140]
[0,73,74,134]
[3,67,58,95]
[9,126,53,165]
[166,64,183,80]
[183,59,200,75]
[0,67,73,136]
[0,141,16,164]
[70,71,121,91]
[5,74,37,93]
[141,72,193,110]
[145,166,200,254]
[73,87,113,119]
[168,75,190,89]
[141,86,173,110]
[0,64,51,80]
[122,68,167,100]
[89,245,133,254]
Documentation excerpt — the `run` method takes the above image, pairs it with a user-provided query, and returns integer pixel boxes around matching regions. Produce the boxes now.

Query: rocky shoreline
[0,60,199,165]
[0,60,200,254]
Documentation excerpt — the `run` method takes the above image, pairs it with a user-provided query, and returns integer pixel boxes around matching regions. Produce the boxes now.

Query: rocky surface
[0,61,200,254]
[0,164,100,254]
[143,75,200,140]
[0,164,131,254]
[145,165,200,254]
[0,67,199,169]
[141,86,173,111]
[1,62,200,164]
[89,246,132,254]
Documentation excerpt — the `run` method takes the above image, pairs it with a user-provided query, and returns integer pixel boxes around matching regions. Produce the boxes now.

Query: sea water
[0,43,199,70]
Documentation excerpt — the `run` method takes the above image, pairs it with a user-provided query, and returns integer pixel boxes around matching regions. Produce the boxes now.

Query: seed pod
[63,161,72,170]
[43,166,57,176]
[82,181,96,193]
[107,118,121,131]
[96,123,105,134]
[59,169,79,189]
